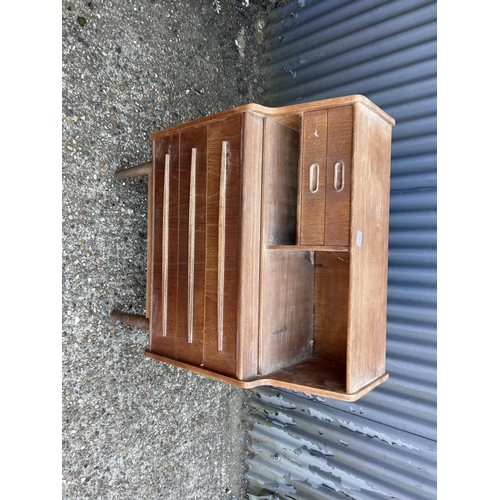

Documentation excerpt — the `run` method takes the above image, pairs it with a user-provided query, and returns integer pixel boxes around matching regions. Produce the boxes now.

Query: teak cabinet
[112,95,395,401]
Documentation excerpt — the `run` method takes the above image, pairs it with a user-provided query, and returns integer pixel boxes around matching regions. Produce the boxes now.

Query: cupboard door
[203,115,242,376]
[149,133,179,358]
[298,110,327,245]
[325,105,353,247]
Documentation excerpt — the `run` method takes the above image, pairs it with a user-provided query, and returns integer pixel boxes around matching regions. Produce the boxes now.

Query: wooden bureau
[112,95,395,401]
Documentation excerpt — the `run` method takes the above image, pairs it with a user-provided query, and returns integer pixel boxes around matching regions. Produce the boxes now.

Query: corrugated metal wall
[246,0,437,498]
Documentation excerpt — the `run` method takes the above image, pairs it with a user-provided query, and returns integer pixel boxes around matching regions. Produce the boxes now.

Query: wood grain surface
[137,96,395,400]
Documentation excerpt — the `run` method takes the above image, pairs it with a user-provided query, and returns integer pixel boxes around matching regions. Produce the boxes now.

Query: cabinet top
[149,94,395,140]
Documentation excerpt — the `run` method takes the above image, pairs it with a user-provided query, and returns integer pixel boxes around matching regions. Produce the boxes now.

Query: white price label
[356,230,363,247]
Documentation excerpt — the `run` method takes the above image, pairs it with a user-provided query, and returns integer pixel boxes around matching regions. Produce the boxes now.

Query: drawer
[298,109,327,245]
[203,115,241,376]
[148,116,242,377]
[149,133,179,361]
[298,106,353,247]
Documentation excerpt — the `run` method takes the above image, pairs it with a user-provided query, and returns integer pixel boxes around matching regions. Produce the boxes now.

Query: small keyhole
[309,163,319,193]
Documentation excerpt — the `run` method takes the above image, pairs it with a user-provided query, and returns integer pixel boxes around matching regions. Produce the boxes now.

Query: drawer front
[174,125,208,365]
[203,115,242,376]
[298,106,353,247]
[298,110,328,245]
[325,105,353,246]
[149,117,241,377]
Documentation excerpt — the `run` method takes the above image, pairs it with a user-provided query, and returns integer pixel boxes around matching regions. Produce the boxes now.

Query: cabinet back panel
[262,118,299,246]
[313,252,349,363]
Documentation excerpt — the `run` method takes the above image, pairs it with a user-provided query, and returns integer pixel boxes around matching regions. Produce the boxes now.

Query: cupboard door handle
[333,161,344,192]
[309,163,319,193]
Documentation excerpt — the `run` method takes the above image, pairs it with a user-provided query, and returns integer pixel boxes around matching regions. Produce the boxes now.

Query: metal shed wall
[246,0,437,498]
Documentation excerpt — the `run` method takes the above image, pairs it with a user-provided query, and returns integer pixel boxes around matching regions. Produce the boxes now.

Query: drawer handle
[309,163,319,193]
[187,147,197,344]
[334,161,344,192]
[218,141,227,351]
[162,153,170,338]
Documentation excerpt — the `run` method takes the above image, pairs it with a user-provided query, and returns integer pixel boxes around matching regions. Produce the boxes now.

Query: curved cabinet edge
[145,350,388,402]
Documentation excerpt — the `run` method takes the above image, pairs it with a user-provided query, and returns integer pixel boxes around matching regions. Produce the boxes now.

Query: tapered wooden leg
[114,161,153,179]
[113,161,153,320]
[110,311,149,330]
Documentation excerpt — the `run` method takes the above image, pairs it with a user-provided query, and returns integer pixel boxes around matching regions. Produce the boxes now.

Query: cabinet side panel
[203,115,242,376]
[149,134,179,358]
[237,113,263,380]
[346,103,392,394]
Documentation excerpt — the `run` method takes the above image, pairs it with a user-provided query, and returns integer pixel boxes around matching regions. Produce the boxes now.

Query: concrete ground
[62,1,279,498]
